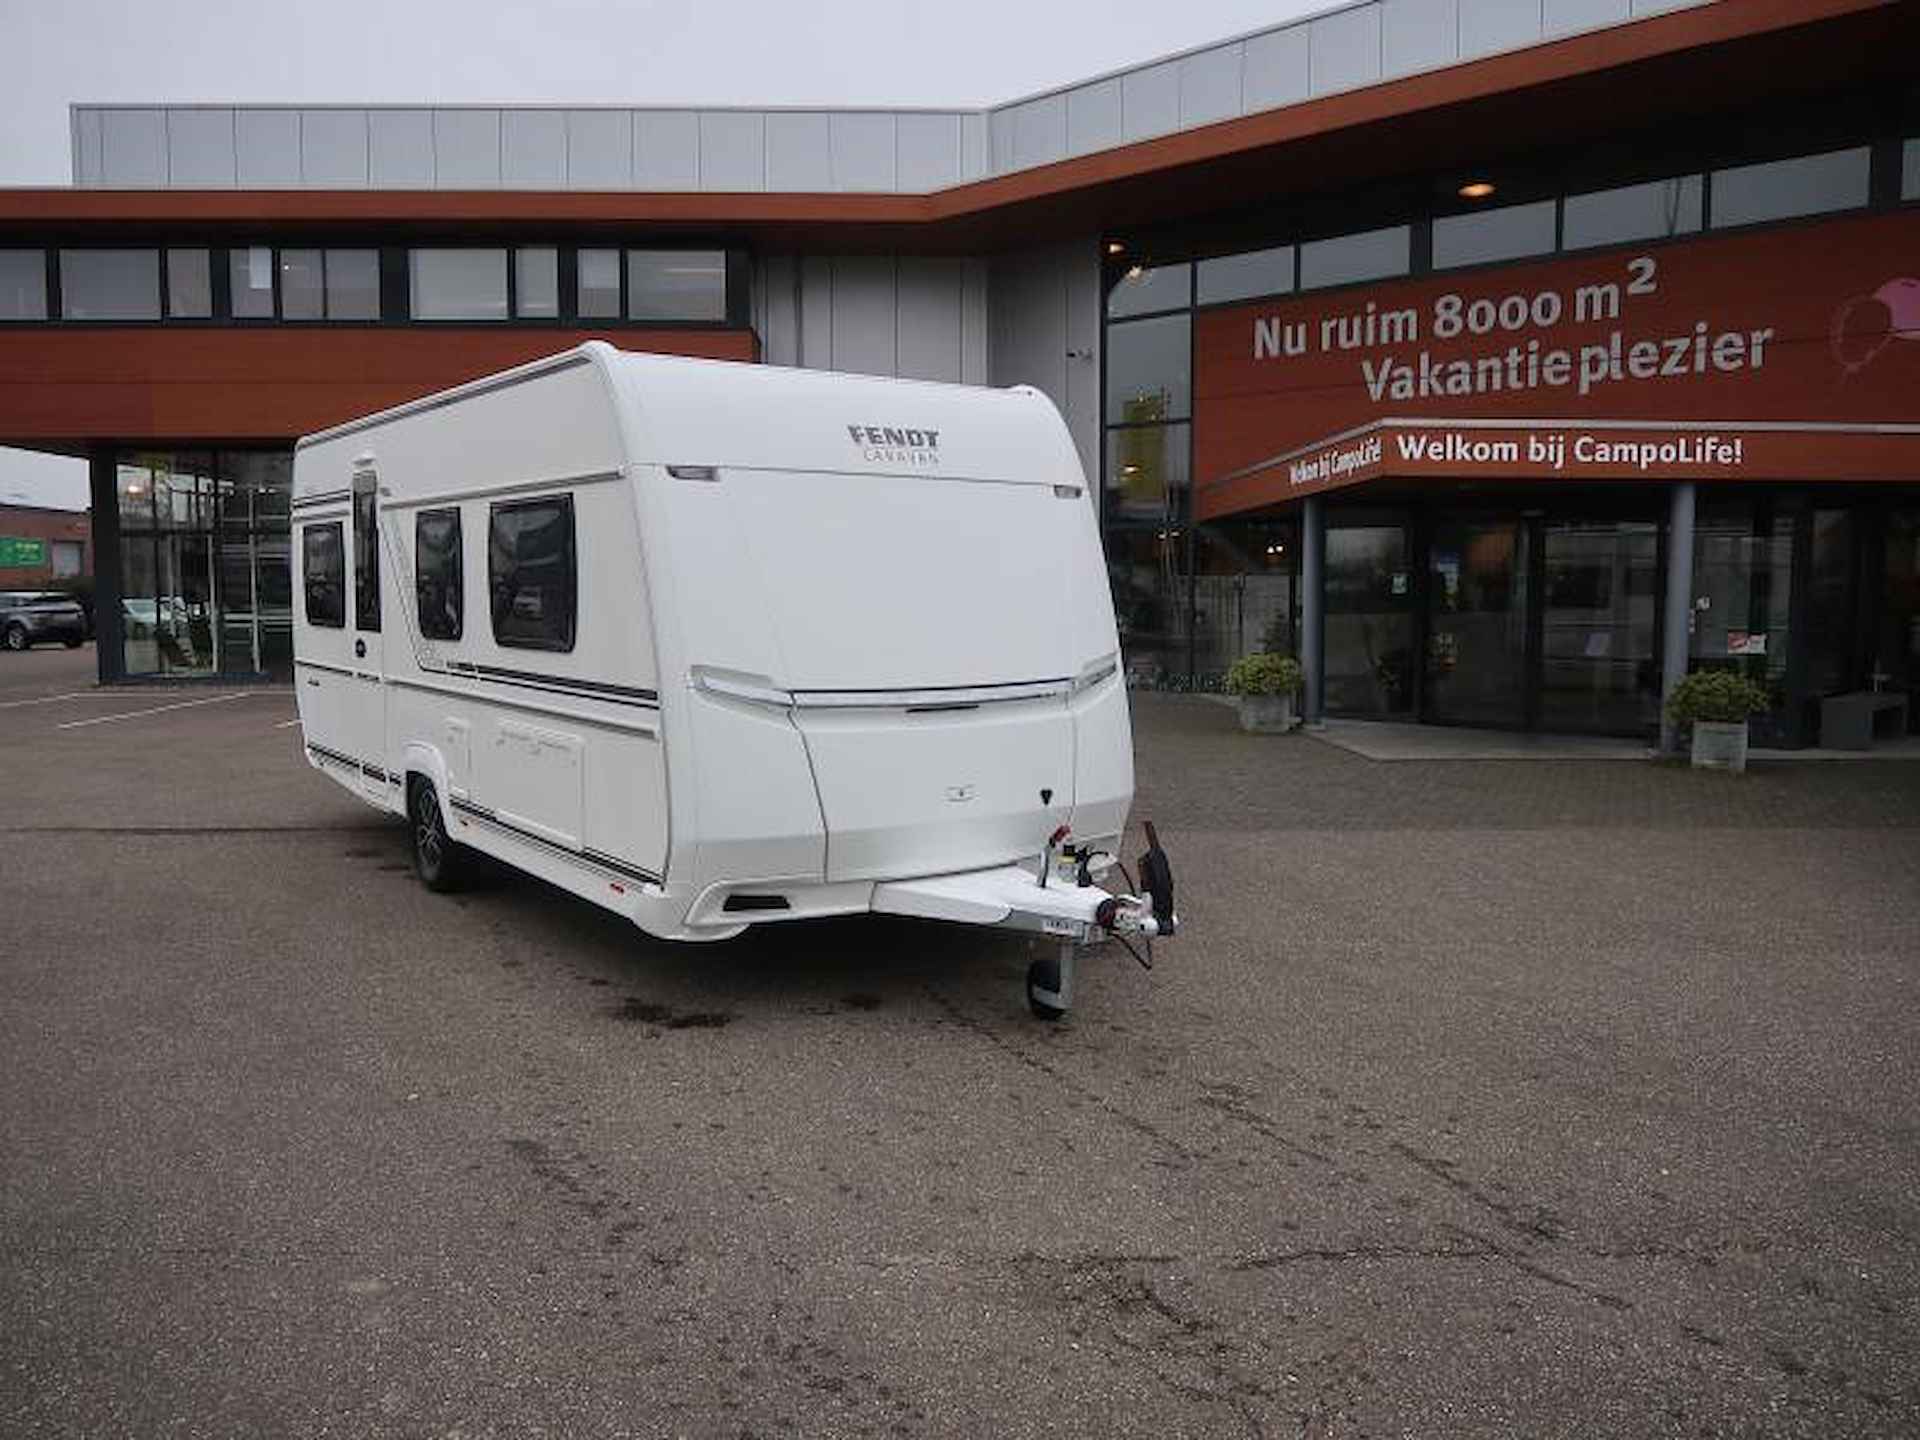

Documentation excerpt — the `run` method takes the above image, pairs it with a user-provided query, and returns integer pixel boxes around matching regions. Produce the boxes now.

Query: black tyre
[410,776,468,893]
[1026,957,1067,1022]
[63,636,83,649]
[2,623,28,652]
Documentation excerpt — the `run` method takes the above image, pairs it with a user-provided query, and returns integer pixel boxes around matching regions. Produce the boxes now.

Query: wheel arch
[400,742,454,826]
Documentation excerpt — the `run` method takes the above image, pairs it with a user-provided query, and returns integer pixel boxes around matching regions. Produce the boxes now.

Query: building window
[303,522,345,628]
[51,540,84,579]
[59,249,161,320]
[578,248,620,318]
[166,249,212,318]
[489,495,576,652]
[1105,422,1190,524]
[231,246,276,318]
[1710,146,1871,230]
[1298,225,1409,290]
[573,249,730,322]
[1432,199,1557,270]
[1105,313,1191,425]
[626,249,726,321]
[415,507,463,641]
[1905,139,1920,202]
[409,249,508,321]
[228,246,379,321]
[0,250,48,320]
[353,489,381,632]
[1104,526,1191,690]
[280,249,325,320]
[321,250,380,319]
[1196,245,1294,305]
[408,246,563,320]
[1562,176,1703,251]
[1107,262,1191,319]
[515,248,559,319]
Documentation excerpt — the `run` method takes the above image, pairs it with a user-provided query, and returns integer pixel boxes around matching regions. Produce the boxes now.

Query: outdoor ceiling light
[1458,180,1496,200]
[1105,240,1126,255]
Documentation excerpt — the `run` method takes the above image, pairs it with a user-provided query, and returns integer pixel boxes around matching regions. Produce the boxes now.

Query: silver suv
[0,591,87,651]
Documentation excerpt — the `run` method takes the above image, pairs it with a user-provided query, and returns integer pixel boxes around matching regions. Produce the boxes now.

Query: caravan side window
[415,507,463,641]
[488,494,576,652]
[302,522,345,628]
[353,489,381,632]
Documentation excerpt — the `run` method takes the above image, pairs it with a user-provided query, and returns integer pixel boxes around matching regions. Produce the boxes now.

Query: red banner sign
[1192,209,1920,519]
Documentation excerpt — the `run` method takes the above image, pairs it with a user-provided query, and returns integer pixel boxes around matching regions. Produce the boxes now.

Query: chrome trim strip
[791,678,1071,710]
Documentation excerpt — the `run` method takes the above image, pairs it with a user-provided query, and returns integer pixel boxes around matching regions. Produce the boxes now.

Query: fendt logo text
[848,424,941,467]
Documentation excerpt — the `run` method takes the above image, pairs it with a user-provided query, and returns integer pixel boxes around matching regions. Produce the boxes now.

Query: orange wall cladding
[1193,209,1920,518]
[0,328,758,446]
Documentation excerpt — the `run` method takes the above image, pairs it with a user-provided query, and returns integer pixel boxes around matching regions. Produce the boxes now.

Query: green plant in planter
[1665,669,1771,726]
[1224,653,1304,697]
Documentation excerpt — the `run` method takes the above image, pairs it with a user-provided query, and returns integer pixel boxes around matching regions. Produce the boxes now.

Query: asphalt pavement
[3,643,1918,1438]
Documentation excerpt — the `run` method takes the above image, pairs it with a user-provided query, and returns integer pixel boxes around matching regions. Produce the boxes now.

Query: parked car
[1,591,88,651]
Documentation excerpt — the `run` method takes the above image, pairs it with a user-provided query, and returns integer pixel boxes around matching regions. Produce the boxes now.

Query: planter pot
[1689,719,1750,773]
[1238,693,1297,734]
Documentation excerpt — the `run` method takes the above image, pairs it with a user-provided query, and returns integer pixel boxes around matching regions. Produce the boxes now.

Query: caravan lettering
[847,424,942,466]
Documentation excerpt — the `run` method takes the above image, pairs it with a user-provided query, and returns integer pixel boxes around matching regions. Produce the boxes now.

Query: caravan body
[292,343,1137,951]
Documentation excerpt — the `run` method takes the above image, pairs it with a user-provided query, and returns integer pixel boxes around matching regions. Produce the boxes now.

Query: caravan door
[346,468,388,798]
[294,506,354,773]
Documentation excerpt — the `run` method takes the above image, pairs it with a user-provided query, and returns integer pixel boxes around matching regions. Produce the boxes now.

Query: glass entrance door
[1805,508,1859,698]
[1324,521,1415,716]
[113,449,293,679]
[1539,520,1660,733]
[163,533,217,675]
[1881,509,1920,734]
[1426,519,1530,727]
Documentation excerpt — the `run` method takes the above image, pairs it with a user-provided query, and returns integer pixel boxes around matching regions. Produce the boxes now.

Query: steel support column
[1302,495,1325,726]
[1659,481,1697,753]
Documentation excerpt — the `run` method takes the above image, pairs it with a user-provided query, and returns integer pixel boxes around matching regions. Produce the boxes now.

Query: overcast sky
[0,0,1332,509]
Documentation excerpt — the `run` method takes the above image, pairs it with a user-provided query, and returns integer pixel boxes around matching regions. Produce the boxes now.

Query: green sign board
[0,537,49,568]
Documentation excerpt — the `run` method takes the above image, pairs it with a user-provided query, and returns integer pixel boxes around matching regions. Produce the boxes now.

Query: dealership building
[1,0,1915,745]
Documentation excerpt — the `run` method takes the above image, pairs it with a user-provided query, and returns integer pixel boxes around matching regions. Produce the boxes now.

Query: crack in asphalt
[922,987,1196,1164]
[1194,1087,1338,1166]
[1390,1140,1565,1241]
[1229,1242,1491,1271]
[923,986,1643,1326]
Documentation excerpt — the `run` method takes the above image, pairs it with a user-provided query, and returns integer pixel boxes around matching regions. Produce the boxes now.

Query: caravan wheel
[409,776,469,893]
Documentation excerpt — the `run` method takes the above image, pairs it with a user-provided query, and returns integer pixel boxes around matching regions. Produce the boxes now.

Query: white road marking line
[55,692,257,730]
[0,690,120,709]
[276,717,304,729]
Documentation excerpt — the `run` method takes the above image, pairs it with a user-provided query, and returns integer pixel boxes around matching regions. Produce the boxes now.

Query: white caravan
[291,343,1175,1017]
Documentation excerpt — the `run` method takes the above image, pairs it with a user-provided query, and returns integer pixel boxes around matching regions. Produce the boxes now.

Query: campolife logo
[848,424,941,467]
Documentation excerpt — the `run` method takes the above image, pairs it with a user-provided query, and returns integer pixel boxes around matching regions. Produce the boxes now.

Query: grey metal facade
[70,1,1712,193]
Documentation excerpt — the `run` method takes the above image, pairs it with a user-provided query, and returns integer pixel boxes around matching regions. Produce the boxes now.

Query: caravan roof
[297,343,1080,492]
